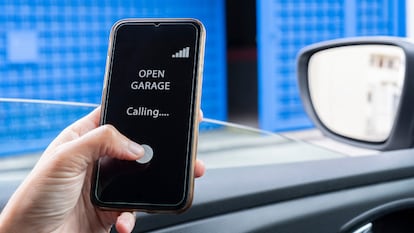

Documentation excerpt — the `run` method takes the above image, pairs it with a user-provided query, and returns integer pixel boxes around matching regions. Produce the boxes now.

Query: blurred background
[0,0,410,156]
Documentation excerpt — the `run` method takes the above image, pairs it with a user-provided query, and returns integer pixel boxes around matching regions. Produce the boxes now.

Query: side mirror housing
[297,37,414,150]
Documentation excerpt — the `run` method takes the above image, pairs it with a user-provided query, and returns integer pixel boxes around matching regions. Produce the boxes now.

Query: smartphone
[91,18,205,213]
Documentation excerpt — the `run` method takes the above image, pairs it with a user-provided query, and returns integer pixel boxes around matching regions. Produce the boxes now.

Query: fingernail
[121,217,133,232]
[128,142,144,157]
[116,212,135,232]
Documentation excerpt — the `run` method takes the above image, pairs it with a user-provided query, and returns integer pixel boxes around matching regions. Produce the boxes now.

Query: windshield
[0,98,364,211]
[0,98,346,171]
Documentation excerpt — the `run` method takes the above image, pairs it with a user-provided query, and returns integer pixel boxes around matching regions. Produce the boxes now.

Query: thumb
[53,124,144,171]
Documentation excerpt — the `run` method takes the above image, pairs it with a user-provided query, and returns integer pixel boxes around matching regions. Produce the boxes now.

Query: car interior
[1,1,414,233]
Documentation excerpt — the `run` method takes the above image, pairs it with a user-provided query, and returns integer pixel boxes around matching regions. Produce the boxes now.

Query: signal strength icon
[172,47,190,58]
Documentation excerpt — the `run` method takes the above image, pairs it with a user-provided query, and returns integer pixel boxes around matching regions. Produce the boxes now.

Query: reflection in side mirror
[308,45,405,142]
[297,37,414,150]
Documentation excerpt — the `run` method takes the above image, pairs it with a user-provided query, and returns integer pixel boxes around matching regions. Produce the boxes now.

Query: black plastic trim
[340,198,414,233]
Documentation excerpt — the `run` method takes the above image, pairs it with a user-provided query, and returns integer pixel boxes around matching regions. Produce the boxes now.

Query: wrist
[0,179,37,233]
[0,207,22,233]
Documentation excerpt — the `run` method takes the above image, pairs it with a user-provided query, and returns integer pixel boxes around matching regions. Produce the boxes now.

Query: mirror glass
[308,44,405,142]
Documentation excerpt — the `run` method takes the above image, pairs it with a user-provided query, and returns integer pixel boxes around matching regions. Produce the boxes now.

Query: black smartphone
[91,18,205,212]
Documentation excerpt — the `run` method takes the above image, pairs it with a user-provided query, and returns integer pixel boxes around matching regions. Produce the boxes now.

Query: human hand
[0,107,205,233]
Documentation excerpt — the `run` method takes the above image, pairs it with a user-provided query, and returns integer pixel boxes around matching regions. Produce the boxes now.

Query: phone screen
[92,19,204,211]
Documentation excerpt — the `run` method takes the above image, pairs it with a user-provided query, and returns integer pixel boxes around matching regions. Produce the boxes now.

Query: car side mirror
[297,37,414,151]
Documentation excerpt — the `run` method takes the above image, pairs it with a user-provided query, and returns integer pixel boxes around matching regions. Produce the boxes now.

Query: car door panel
[141,179,414,233]
[129,149,414,232]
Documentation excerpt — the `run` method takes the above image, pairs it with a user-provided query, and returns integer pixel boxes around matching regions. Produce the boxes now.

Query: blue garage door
[257,0,406,132]
[0,0,226,156]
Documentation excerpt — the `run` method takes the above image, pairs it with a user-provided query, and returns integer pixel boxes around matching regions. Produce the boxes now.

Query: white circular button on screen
[136,144,153,164]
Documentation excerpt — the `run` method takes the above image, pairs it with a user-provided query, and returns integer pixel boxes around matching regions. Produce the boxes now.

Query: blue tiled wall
[257,0,406,132]
[0,0,226,156]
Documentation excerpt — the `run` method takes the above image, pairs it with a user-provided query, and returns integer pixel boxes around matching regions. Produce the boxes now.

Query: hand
[0,107,205,233]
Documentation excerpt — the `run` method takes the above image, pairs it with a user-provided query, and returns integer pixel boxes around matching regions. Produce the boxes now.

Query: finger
[115,212,136,233]
[198,109,203,123]
[194,159,205,178]
[54,124,144,171]
[195,110,204,178]
[67,106,102,136]
[43,107,102,154]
